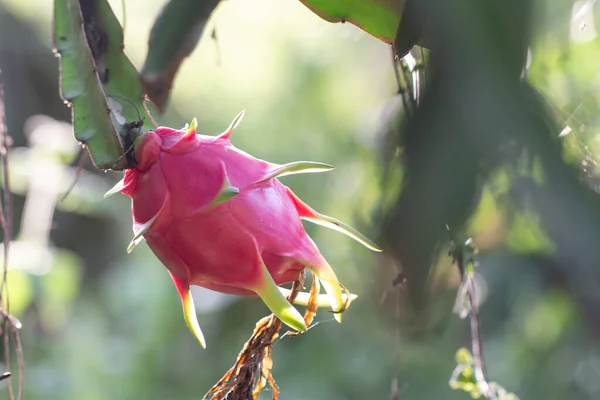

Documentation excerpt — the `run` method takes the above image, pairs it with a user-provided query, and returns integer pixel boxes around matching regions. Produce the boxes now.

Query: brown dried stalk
[204,270,325,400]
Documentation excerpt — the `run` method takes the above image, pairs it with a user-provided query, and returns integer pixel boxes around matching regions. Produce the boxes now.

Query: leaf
[380,0,534,314]
[298,0,405,43]
[53,0,124,169]
[381,87,482,311]
[393,0,423,58]
[141,0,222,111]
[53,0,157,171]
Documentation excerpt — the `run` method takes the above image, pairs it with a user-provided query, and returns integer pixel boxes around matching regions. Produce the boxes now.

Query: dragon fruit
[105,112,381,348]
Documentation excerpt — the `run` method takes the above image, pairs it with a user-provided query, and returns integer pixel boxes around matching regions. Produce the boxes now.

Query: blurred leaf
[381,88,482,311]
[141,0,221,111]
[381,0,536,313]
[39,250,82,333]
[450,349,521,399]
[53,0,124,169]
[298,0,404,43]
[4,269,33,317]
[393,0,423,58]
[505,211,555,254]
[455,347,473,365]
[523,291,572,349]
[53,0,156,170]
[449,348,480,397]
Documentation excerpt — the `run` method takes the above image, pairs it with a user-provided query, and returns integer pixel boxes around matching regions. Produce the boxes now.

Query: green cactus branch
[53,0,124,170]
[53,0,156,171]
[141,0,222,111]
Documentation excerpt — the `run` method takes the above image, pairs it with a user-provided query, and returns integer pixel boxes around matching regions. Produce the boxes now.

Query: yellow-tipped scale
[279,287,357,307]
[252,256,307,332]
[307,259,345,323]
[170,273,206,349]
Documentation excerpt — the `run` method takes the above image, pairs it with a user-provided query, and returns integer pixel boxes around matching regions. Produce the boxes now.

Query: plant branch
[452,238,494,400]
[465,267,490,398]
[0,70,22,400]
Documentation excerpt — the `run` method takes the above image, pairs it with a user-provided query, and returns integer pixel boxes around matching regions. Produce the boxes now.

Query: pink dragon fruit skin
[106,112,381,348]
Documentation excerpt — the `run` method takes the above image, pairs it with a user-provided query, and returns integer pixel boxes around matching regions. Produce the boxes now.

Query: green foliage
[298,0,404,43]
[505,211,555,254]
[6,0,600,399]
[449,349,520,400]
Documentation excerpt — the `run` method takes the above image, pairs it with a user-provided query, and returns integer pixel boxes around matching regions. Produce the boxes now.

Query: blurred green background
[1,0,600,399]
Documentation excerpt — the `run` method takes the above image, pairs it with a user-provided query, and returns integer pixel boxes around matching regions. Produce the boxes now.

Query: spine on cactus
[106,112,381,348]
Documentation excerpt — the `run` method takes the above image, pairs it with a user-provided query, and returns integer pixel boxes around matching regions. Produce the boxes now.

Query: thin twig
[0,69,13,400]
[452,239,493,400]
[390,282,403,400]
[465,270,489,396]
[211,28,222,68]
[12,327,23,400]
[391,48,411,116]
[399,60,415,107]
[419,47,428,90]
[0,70,21,400]
[59,149,88,202]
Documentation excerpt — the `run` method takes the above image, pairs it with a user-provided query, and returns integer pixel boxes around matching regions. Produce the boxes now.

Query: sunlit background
[0,0,600,399]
